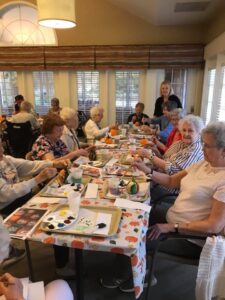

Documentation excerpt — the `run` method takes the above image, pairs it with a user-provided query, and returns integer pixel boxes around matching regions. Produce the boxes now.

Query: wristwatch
[174,223,179,234]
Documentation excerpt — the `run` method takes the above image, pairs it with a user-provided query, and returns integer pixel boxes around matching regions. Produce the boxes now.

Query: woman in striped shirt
[137,115,204,198]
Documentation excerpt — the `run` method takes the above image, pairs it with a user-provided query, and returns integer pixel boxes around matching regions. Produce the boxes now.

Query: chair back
[77,110,89,138]
[5,121,33,158]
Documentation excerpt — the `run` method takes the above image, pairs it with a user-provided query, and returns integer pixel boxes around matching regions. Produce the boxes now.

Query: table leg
[24,239,35,282]
[74,249,84,300]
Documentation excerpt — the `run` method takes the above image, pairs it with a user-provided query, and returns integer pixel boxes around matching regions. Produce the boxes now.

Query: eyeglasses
[201,142,218,149]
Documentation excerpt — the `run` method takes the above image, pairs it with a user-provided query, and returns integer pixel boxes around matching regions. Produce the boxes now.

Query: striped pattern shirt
[162,137,204,194]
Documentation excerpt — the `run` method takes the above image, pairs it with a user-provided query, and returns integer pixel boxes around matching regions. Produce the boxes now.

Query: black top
[127,112,149,125]
[153,95,182,117]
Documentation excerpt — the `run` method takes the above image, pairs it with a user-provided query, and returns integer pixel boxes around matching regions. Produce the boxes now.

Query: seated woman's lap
[148,200,202,259]
[45,280,74,300]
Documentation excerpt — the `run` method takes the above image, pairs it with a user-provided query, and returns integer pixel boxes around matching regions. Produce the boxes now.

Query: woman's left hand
[147,223,174,240]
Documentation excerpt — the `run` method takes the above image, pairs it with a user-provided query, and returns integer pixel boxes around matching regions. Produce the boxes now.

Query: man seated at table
[11,100,40,130]
[84,106,117,141]
[127,102,149,126]
[0,138,70,267]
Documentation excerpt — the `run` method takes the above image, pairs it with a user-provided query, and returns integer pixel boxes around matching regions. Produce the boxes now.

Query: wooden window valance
[0,44,204,71]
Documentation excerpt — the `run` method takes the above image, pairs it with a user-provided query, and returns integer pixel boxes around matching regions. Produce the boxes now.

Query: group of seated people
[0,81,225,297]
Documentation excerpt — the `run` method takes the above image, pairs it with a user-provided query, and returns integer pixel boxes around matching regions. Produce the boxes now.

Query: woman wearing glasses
[133,121,225,242]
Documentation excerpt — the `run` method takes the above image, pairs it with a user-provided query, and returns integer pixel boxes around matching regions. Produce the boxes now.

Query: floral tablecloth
[29,197,149,298]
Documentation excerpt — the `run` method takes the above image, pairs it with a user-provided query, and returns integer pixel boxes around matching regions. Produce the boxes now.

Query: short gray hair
[202,121,225,148]
[170,108,185,119]
[90,106,103,118]
[20,100,33,112]
[178,114,204,134]
[60,107,77,120]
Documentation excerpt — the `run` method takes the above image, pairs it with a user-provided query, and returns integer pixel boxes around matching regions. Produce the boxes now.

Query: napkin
[85,183,98,199]
[114,198,151,213]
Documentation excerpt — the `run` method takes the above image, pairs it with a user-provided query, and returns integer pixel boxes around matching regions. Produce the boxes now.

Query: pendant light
[37,0,76,29]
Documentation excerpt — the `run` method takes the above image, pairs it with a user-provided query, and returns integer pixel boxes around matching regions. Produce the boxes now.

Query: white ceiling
[107,0,225,26]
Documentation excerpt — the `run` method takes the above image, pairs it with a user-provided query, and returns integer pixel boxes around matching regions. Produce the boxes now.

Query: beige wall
[1,0,205,45]
[204,10,225,44]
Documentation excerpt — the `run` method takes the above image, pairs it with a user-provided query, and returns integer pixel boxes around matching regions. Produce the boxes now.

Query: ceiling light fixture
[37,0,76,29]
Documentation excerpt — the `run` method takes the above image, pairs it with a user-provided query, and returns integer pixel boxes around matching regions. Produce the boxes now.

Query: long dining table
[22,129,153,299]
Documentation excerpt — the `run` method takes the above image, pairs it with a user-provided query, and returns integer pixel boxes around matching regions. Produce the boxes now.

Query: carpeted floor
[3,240,197,300]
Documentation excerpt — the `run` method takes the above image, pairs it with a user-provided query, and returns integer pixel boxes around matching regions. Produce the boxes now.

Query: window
[115,71,140,124]
[217,66,225,121]
[77,71,100,118]
[33,72,54,115]
[165,69,187,107]
[204,69,216,124]
[0,4,56,46]
[0,71,18,115]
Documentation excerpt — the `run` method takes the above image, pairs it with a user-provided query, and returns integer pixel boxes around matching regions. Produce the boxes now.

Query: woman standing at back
[154,81,182,117]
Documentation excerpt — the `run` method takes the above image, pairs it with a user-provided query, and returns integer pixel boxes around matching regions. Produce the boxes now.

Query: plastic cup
[108,178,120,195]
[121,128,127,136]
[68,191,81,215]
[71,168,83,184]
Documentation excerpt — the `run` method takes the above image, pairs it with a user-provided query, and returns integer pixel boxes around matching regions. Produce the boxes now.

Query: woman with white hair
[60,107,80,151]
[137,114,204,199]
[11,100,40,130]
[84,106,117,141]
[139,114,204,176]
[112,121,225,293]
[0,218,74,300]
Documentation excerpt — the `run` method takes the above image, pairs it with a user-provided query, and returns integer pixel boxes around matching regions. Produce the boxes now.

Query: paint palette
[42,209,77,230]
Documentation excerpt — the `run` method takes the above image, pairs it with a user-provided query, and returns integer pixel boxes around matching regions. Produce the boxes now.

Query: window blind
[115,71,140,124]
[165,68,187,108]
[33,71,54,115]
[217,66,225,121]
[204,69,216,124]
[0,72,18,115]
[77,71,100,118]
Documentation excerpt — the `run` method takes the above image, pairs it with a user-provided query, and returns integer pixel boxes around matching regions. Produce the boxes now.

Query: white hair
[178,114,204,134]
[202,121,225,148]
[170,108,185,119]
[0,217,10,263]
[60,107,77,120]
[90,106,103,118]
[20,101,33,113]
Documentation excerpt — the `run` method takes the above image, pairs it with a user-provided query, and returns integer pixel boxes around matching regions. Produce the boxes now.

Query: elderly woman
[142,102,175,144]
[112,121,225,293]
[84,106,117,141]
[0,219,74,300]
[0,138,69,215]
[139,114,204,176]
[60,107,80,151]
[146,108,184,155]
[48,97,62,115]
[138,114,204,200]
[11,100,40,130]
[154,81,182,117]
[136,121,225,241]
[31,114,88,161]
